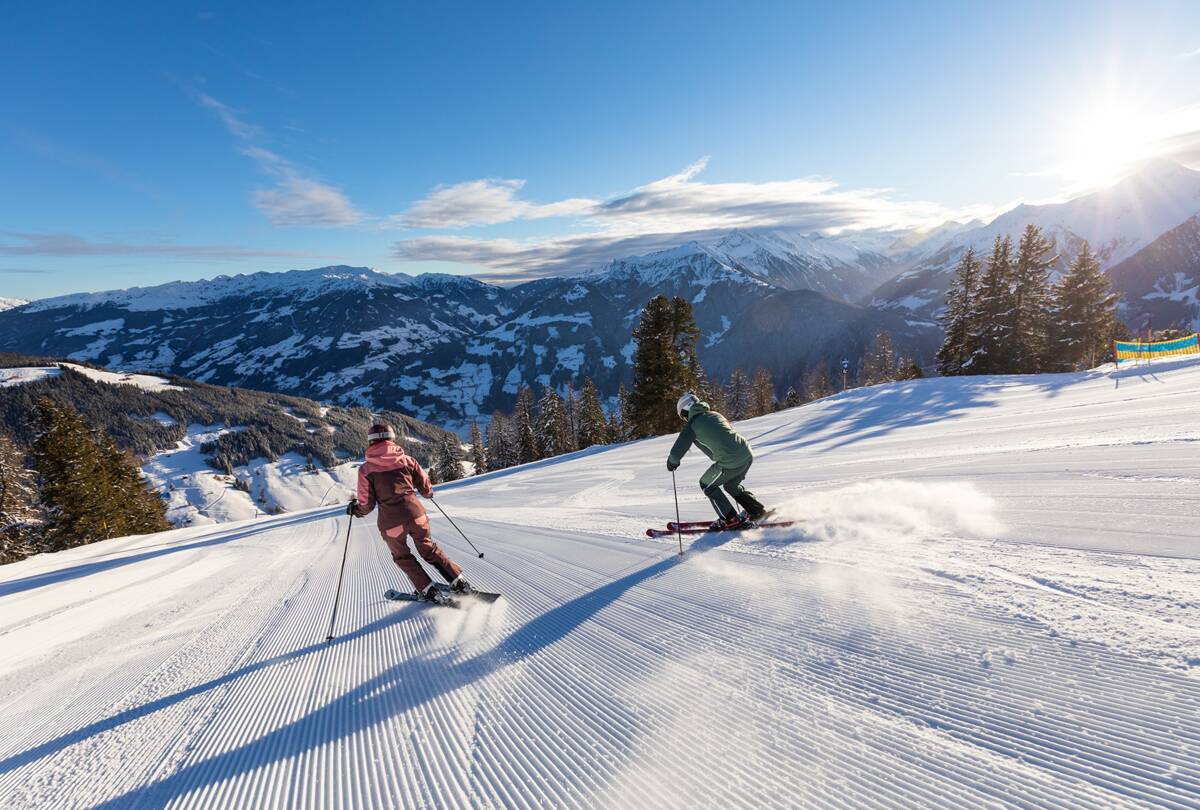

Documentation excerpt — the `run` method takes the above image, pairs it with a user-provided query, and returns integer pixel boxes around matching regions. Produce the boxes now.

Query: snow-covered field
[1,359,1199,808]
[142,424,357,526]
[0,363,183,392]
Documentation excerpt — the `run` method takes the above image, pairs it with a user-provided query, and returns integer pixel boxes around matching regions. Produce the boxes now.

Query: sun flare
[1057,103,1157,191]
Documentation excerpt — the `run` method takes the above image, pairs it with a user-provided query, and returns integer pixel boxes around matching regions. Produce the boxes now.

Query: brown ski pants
[380,514,462,593]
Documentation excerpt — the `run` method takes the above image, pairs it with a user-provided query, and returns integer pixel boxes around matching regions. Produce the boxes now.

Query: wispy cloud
[0,232,309,259]
[199,94,363,227]
[396,179,593,228]
[391,157,972,278]
[0,267,50,274]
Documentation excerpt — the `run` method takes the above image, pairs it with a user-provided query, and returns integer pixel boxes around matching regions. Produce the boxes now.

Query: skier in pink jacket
[349,423,474,603]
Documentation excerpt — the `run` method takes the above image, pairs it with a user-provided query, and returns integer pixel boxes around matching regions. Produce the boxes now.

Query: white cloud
[397,178,592,228]
[392,158,970,278]
[200,94,364,228]
[252,177,362,228]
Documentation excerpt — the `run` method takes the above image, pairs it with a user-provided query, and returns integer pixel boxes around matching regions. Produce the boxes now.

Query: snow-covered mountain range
[0,246,940,428]
[3,159,1199,427]
[874,159,1200,323]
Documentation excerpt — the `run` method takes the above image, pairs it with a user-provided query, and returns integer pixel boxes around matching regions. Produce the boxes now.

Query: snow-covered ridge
[586,240,769,289]
[874,159,1200,316]
[0,297,27,312]
[960,158,1200,267]
[23,266,420,312]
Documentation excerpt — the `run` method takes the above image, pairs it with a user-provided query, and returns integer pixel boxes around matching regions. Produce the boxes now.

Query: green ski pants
[699,458,764,520]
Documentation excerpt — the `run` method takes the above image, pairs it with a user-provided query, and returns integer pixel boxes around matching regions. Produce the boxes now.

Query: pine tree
[803,365,834,401]
[0,432,42,564]
[861,331,899,386]
[782,385,803,409]
[970,235,1016,374]
[563,385,580,453]
[670,297,705,394]
[1051,242,1120,369]
[431,434,463,483]
[576,378,609,449]
[936,247,982,375]
[749,368,776,417]
[99,432,171,535]
[724,369,751,420]
[614,384,632,442]
[485,412,511,471]
[1009,224,1055,372]
[32,399,168,550]
[469,422,487,475]
[626,297,673,436]
[513,387,539,464]
[896,359,925,380]
[606,411,622,443]
[626,295,703,437]
[536,386,572,459]
[703,370,728,414]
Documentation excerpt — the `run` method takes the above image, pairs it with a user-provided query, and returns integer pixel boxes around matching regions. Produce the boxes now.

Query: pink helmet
[367,422,396,443]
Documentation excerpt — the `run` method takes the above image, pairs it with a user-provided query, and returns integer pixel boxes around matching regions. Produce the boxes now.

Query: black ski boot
[709,514,750,531]
[734,492,768,523]
[420,584,451,605]
[450,575,475,595]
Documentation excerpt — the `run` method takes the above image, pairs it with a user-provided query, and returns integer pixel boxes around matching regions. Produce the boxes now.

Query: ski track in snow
[2,359,1200,807]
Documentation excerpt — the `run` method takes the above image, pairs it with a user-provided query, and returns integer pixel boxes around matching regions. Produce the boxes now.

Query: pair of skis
[384,582,501,609]
[645,518,797,538]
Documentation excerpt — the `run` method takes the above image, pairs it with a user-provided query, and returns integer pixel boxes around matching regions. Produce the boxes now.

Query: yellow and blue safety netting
[1114,333,1200,362]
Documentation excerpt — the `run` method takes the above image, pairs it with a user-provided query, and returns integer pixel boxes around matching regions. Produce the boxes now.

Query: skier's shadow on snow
[0,508,341,599]
[13,531,737,807]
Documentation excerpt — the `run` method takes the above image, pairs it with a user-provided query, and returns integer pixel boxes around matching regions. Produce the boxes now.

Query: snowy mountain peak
[875,159,1200,318]
[589,240,750,288]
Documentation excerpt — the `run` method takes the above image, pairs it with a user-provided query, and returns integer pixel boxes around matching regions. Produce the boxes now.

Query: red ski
[645,520,797,538]
[666,510,778,531]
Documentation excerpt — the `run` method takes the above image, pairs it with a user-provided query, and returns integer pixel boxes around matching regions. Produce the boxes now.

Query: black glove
[346,499,358,516]
[667,459,679,472]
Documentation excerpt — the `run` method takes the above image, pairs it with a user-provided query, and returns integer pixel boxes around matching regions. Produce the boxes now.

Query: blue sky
[3,0,1200,298]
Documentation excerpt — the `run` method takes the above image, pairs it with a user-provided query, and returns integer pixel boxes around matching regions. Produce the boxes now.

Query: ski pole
[430,497,485,559]
[325,512,353,642]
[671,470,684,557]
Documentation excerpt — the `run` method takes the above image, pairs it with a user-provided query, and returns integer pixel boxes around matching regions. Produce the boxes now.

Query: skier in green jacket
[666,392,769,530]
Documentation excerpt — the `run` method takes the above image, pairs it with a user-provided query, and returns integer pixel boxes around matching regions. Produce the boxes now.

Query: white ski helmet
[676,392,699,420]
[367,422,396,443]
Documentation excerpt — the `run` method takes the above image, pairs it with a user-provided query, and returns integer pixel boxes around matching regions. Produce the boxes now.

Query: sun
[1057,103,1157,192]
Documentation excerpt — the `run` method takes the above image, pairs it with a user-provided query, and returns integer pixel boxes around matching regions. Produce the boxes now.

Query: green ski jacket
[667,400,753,469]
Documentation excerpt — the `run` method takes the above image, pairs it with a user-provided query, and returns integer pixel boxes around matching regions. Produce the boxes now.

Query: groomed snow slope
[2,359,1199,808]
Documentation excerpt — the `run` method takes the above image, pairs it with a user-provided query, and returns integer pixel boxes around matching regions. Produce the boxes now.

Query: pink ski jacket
[353,440,434,529]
